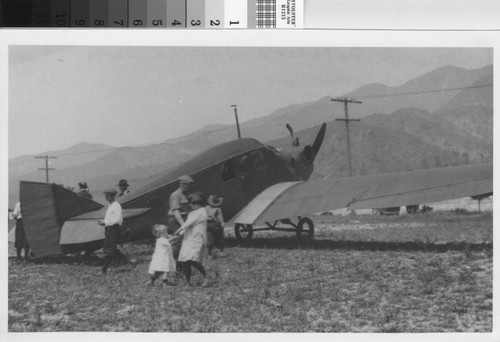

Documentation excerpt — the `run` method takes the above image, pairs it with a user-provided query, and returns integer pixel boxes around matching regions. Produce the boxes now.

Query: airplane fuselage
[116,138,298,242]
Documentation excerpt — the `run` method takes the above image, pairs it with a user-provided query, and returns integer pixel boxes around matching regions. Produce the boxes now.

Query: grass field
[8,211,493,332]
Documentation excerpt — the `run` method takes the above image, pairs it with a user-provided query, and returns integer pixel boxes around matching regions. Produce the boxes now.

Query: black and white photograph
[1,29,498,339]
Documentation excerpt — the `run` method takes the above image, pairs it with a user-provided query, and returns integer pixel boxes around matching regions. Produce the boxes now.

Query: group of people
[77,178,131,200]
[11,175,225,287]
[98,174,226,287]
[10,179,132,262]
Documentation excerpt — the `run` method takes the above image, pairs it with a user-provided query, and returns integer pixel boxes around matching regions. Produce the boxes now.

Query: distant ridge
[9,64,492,206]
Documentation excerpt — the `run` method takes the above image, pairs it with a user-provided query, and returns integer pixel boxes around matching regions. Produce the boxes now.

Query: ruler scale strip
[1,0,303,28]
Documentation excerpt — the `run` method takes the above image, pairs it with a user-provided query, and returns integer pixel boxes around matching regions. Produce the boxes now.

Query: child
[206,195,227,258]
[172,192,209,287]
[148,224,176,286]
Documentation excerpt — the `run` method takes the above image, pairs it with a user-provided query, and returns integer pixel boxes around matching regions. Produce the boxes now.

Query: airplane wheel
[296,217,314,242]
[235,224,253,241]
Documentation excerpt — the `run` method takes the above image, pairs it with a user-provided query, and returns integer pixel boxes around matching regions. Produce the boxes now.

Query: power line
[39,83,492,158]
[361,83,493,100]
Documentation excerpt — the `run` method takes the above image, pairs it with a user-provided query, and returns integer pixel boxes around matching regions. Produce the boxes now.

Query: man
[116,179,131,199]
[77,181,93,200]
[167,175,194,267]
[12,202,30,262]
[98,189,123,275]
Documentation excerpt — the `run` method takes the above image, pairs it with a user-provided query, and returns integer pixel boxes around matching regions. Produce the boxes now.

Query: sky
[8,46,493,158]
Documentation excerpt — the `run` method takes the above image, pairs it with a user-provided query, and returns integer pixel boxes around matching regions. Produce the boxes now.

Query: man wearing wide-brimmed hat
[167,175,194,269]
[116,179,131,199]
[98,188,123,275]
[77,181,93,200]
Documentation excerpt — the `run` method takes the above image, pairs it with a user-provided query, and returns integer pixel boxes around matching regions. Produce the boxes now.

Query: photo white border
[0,29,498,342]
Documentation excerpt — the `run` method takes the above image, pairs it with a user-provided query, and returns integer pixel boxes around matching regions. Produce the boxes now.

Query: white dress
[148,237,176,274]
[178,207,208,263]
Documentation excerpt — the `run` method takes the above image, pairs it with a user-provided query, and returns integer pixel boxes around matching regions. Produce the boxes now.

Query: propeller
[291,123,327,181]
[311,122,327,157]
[296,122,327,163]
[286,123,300,146]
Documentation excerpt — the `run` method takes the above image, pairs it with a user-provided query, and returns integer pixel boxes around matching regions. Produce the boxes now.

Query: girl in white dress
[148,224,176,286]
[173,192,209,287]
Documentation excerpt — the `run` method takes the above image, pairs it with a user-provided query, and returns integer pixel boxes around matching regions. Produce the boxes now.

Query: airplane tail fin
[19,181,103,256]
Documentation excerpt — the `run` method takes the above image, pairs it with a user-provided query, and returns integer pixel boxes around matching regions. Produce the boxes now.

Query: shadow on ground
[227,237,492,253]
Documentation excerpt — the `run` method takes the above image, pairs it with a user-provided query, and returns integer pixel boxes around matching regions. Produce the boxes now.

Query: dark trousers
[207,221,224,255]
[101,224,126,273]
[15,219,30,260]
[181,260,206,283]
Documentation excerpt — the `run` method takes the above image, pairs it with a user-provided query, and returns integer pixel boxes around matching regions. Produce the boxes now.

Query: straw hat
[207,194,223,207]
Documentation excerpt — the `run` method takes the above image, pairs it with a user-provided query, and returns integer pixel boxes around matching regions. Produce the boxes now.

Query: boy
[98,189,123,275]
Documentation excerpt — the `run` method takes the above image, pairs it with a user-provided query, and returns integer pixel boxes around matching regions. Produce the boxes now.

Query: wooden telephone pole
[231,104,241,139]
[332,97,362,177]
[35,155,57,183]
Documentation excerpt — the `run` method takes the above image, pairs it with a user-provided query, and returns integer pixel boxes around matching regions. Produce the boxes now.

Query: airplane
[19,123,326,257]
[18,122,492,257]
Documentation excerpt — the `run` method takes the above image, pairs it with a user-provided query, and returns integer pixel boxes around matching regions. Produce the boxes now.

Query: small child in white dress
[148,224,176,287]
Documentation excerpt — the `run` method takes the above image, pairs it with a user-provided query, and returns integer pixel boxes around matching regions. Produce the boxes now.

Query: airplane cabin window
[252,150,268,171]
[220,162,236,182]
[220,150,268,182]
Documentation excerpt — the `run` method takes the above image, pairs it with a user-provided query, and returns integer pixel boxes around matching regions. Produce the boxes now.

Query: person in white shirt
[98,189,123,275]
[13,202,30,261]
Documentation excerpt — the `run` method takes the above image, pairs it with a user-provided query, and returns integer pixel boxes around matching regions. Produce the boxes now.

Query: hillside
[8,64,493,206]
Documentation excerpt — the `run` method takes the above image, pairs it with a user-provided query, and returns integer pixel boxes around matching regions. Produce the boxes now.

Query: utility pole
[332,97,362,177]
[231,104,241,139]
[35,155,57,183]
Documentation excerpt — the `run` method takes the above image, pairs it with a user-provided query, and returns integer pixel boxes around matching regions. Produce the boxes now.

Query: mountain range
[8,64,493,207]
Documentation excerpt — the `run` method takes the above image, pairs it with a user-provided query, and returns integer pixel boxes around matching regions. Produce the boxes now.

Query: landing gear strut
[233,217,315,243]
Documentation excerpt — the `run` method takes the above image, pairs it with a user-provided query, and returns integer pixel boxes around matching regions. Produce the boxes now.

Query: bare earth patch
[8,211,492,332]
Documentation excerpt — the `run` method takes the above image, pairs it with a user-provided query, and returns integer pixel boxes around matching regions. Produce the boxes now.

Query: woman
[172,192,209,287]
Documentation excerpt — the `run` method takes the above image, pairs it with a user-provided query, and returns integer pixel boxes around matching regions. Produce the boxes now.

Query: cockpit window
[252,150,268,171]
[220,162,235,182]
[220,150,268,182]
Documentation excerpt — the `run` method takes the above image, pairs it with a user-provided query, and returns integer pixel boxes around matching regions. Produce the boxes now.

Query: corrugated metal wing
[234,163,492,225]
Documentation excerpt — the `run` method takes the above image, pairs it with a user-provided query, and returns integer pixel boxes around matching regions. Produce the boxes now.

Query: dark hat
[178,175,194,184]
[103,188,117,196]
[118,179,129,187]
[78,181,88,189]
[207,195,223,207]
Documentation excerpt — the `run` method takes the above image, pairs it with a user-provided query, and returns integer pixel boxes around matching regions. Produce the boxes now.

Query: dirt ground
[8,211,493,332]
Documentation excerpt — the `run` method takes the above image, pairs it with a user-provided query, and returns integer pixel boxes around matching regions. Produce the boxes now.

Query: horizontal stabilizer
[60,207,152,245]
